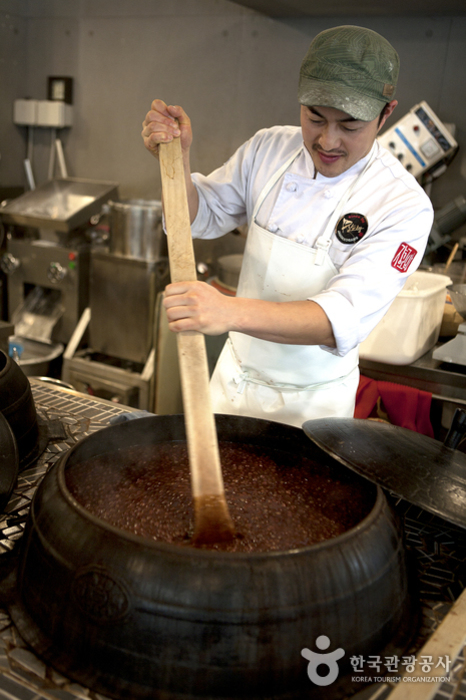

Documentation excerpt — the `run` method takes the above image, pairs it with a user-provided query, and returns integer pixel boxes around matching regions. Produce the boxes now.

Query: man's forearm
[163,281,337,348]
[229,298,336,348]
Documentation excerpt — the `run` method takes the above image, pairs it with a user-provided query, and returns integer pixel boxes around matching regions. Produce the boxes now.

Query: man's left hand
[163,281,233,336]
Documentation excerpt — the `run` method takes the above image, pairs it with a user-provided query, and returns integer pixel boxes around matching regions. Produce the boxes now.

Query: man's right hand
[141,99,199,223]
[141,99,193,159]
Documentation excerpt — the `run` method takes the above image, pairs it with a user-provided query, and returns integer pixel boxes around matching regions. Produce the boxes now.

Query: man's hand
[142,99,199,222]
[141,99,192,159]
[163,281,234,336]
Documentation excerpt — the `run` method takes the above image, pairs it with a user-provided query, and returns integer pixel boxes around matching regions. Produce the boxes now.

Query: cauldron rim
[50,416,385,561]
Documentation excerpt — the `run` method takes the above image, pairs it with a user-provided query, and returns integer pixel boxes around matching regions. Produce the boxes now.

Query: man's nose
[318,125,340,151]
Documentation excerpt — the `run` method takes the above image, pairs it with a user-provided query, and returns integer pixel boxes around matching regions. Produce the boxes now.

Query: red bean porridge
[65,441,374,553]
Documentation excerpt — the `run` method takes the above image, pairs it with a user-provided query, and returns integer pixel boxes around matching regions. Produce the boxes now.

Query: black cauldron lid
[302,417,466,530]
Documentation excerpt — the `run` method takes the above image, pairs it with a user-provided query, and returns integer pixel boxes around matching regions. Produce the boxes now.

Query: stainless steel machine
[4,236,90,346]
[62,199,171,410]
[0,178,119,373]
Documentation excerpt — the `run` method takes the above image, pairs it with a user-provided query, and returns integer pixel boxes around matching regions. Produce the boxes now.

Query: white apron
[210,146,375,428]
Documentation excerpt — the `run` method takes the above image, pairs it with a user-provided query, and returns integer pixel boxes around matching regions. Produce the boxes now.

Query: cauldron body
[9,415,414,700]
[0,349,38,467]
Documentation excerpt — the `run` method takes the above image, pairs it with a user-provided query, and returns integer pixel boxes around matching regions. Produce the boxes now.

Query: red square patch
[391,243,417,272]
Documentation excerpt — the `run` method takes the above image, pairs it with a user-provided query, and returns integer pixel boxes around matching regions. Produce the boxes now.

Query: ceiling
[231,0,466,17]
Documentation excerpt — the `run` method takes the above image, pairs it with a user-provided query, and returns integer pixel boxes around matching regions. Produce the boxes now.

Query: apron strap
[314,143,378,264]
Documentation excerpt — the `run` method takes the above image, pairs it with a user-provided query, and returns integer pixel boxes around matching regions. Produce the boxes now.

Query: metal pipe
[55,138,68,178]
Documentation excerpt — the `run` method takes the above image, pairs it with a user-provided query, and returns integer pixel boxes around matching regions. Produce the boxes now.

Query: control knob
[0,253,20,274]
[47,262,67,283]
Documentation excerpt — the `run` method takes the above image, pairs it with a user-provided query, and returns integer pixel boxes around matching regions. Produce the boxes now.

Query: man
[142,25,434,428]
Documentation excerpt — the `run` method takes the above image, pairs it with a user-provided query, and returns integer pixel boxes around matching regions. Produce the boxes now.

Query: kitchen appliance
[61,199,170,409]
[3,237,90,346]
[88,199,169,365]
[377,101,458,181]
[0,178,119,357]
[425,195,466,254]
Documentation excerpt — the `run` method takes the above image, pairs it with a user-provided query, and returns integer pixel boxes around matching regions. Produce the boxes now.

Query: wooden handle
[445,242,459,272]
[159,136,234,544]
[158,138,196,285]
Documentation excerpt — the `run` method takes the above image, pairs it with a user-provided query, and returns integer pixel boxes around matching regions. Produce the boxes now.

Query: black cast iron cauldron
[0,349,38,468]
[0,412,19,510]
[6,415,414,700]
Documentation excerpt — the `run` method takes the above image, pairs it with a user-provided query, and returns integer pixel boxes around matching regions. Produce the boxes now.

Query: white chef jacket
[190,125,434,357]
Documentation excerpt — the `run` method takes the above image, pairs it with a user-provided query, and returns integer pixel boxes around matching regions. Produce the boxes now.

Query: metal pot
[7,414,413,700]
[216,253,243,289]
[108,199,167,261]
[8,336,64,378]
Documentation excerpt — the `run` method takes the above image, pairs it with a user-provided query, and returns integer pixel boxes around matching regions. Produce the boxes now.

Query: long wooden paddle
[158,135,235,546]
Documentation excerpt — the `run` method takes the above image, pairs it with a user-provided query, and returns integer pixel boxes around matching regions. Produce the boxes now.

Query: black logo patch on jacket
[335,213,368,244]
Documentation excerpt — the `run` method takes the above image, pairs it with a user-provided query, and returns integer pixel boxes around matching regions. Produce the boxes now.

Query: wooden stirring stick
[158,135,235,546]
[445,241,459,273]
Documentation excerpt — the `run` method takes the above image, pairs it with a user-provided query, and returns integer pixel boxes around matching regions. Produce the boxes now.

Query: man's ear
[378,100,398,132]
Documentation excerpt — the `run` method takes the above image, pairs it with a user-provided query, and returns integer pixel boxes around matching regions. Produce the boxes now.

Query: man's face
[300,101,397,178]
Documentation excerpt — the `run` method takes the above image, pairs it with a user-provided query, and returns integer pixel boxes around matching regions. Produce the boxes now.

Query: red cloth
[355,375,434,438]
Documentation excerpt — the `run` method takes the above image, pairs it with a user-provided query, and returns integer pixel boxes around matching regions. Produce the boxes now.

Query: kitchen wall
[0,1,27,193]
[1,0,465,213]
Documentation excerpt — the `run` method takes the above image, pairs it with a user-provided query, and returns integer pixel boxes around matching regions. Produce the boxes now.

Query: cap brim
[298,80,386,122]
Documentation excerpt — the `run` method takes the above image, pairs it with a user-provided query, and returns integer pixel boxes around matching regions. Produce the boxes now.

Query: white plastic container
[359,271,451,365]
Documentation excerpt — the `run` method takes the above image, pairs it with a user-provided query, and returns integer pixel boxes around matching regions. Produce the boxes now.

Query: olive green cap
[298,25,399,121]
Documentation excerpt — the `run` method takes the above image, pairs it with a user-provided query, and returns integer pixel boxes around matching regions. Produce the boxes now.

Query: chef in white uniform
[142,25,434,428]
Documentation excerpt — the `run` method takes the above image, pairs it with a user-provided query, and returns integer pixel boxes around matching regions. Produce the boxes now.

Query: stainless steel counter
[0,381,463,700]
[360,343,466,406]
